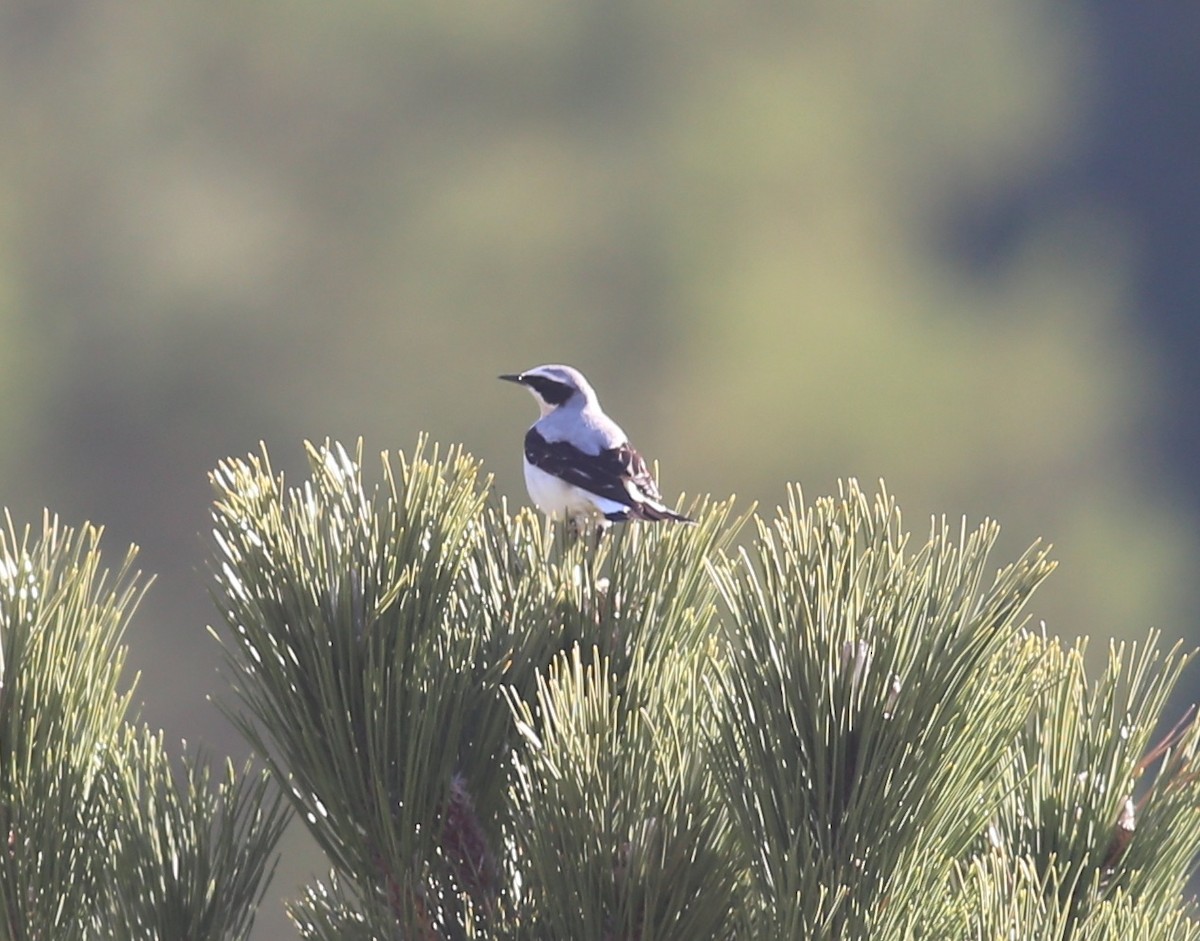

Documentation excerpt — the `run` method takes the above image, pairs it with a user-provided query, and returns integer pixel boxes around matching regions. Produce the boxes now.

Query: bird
[499,364,694,529]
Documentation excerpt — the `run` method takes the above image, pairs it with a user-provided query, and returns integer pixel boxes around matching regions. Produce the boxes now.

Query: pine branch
[206,440,1200,940]
[210,439,747,938]
[0,513,143,940]
[708,481,1056,938]
[210,438,541,936]
[0,513,288,941]
[506,643,744,941]
[986,631,1200,936]
[104,730,290,941]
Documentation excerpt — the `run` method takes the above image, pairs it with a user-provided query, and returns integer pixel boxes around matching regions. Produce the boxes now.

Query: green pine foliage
[708,488,1056,938]
[981,633,1200,938]
[0,514,288,941]
[107,730,290,941]
[0,513,139,939]
[5,438,1200,939]
[204,439,1200,940]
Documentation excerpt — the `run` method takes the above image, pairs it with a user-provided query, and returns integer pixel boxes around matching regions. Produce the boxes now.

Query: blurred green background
[3,2,1198,937]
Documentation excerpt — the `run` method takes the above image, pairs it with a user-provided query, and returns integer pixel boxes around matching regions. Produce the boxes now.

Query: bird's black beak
[498,373,525,384]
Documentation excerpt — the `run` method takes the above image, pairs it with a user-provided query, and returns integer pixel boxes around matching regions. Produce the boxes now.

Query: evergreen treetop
[3,439,1198,939]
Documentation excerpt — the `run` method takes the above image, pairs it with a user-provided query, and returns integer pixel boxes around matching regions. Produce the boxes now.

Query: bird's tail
[608,502,696,524]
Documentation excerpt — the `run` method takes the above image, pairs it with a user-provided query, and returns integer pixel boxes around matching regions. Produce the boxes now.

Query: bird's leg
[566,514,584,542]
[565,513,608,548]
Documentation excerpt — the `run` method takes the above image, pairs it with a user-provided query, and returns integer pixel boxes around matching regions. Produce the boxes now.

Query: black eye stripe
[525,376,574,405]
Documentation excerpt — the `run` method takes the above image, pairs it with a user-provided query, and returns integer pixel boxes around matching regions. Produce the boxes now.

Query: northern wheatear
[499,364,694,528]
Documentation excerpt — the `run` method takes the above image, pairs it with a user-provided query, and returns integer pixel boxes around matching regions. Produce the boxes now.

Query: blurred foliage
[1,2,1197,938]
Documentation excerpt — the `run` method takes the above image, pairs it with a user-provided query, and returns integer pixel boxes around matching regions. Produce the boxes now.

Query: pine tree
[4,438,1200,939]
[0,515,288,941]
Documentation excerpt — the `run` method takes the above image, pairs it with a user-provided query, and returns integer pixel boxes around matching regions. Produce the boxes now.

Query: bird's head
[499,364,597,417]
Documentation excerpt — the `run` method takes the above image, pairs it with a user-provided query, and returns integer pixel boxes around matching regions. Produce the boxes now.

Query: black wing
[524,427,662,510]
